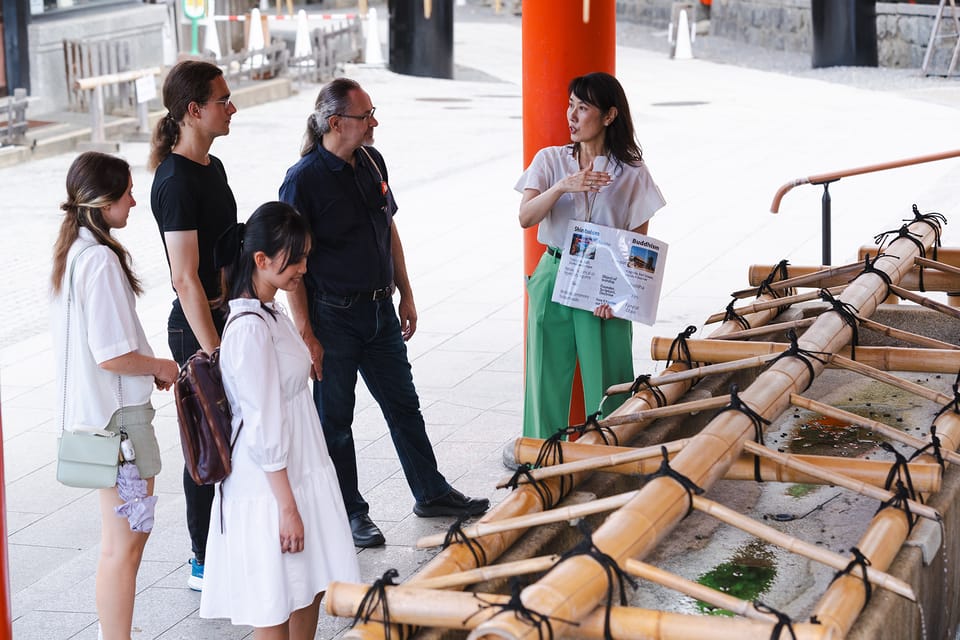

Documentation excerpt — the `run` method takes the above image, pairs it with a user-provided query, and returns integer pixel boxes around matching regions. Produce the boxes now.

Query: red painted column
[521,0,616,426]
[0,406,11,640]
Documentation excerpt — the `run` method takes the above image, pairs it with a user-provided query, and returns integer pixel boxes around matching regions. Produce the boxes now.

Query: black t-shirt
[151,153,237,301]
[278,144,398,297]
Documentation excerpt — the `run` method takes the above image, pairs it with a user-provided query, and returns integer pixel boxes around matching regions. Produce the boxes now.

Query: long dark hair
[51,152,142,295]
[148,60,223,170]
[568,72,643,166]
[214,202,312,313]
[300,77,361,157]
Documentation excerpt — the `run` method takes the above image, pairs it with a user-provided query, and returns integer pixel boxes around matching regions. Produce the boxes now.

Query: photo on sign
[628,245,659,273]
[568,234,597,260]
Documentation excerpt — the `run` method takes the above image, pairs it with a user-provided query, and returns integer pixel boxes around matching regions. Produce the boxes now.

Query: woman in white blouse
[515,72,666,439]
[199,202,359,639]
[50,152,180,640]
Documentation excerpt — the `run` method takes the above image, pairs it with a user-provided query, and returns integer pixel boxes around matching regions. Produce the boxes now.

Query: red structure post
[0,406,11,640]
[521,0,616,426]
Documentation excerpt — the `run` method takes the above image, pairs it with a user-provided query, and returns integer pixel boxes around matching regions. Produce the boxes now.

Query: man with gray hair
[279,78,489,548]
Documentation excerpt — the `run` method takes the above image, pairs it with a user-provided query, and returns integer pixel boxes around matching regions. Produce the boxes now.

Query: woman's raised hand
[562,168,612,193]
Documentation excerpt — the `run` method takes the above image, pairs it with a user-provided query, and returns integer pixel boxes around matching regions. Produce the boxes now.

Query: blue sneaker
[187,558,204,591]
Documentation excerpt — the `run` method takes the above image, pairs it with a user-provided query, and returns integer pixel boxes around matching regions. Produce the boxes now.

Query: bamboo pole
[469,220,938,640]
[856,316,960,350]
[737,261,865,298]
[649,338,960,374]
[705,286,847,325]
[748,262,960,293]
[622,559,779,622]
[690,495,916,602]
[412,555,560,590]
[605,353,781,396]
[417,488,915,602]
[712,317,817,341]
[791,394,960,467]
[889,283,960,320]
[916,255,960,277]
[508,437,941,492]
[599,395,731,426]
[328,582,835,639]
[741,441,940,522]
[828,354,955,405]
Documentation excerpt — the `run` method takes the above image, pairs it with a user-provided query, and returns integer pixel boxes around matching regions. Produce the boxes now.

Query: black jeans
[310,294,450,518]
[168,300,225,564]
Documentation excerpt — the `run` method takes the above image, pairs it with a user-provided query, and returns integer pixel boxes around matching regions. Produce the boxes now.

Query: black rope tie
[907,203,947,261]
[557,522,638,640]
[757,259,795,315]
[532,430,577,507]
[629,374,667,408]
[769,329,830,392]
[817,289,861,360]
[724,297,751,330]
[441,514,488,567]
[462,578,579,640]
[876,480,918,532]
[829,547,873,607]
[908,425,945,469]
[351,569,412,640]
[639,446,705,515]
[874,224,927,291]
[752,601,798,640]
[504,463,557,510]
[667,325,699,369]
[880,442,919,503]
[860,253,895,301]
[569,411,619,446]
[718,384,772,482]
[933,370,960,421]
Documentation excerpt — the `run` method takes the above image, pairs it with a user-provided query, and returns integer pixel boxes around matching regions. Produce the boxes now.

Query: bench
[74,67,161,151]
[0,89,29,147]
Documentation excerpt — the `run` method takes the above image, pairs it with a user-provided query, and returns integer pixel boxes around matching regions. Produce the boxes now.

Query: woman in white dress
[51,151,180,640]
[199,201,361,638]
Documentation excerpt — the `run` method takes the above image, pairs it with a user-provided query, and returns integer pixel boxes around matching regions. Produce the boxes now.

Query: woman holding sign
[516,72,666,439]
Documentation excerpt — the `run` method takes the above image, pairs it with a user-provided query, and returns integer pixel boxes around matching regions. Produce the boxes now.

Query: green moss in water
[787,483,817,498]
[695,541,776,616]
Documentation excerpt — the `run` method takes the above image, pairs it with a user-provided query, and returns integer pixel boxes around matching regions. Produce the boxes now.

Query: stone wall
[616,0,945,70]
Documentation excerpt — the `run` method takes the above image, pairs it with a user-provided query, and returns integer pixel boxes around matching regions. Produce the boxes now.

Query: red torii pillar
[521,0,616,426]
[0,406,10,640]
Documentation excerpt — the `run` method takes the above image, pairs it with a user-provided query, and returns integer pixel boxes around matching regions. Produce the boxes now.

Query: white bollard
[247,8,266,69]
[293,9,312,60]
[364,6,385,65]
[673,9,693,60]
[203,0,221,58]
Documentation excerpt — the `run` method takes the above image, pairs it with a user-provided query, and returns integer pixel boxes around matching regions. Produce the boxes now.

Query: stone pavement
[3,6,960,639]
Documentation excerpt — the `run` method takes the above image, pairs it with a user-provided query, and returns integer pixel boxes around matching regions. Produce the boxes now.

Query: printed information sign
[551,220,668,325]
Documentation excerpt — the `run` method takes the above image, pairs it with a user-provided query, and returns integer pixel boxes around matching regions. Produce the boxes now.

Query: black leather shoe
[349,514,385,548]
[413,488,490,518]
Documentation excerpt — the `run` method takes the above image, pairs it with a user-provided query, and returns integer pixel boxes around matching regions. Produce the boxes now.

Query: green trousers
[523,250,634,439]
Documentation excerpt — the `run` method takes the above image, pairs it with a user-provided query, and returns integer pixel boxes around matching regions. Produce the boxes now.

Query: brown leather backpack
[174,311,262,485]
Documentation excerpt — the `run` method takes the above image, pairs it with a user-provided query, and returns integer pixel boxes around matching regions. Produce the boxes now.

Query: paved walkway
[3,5,960,639]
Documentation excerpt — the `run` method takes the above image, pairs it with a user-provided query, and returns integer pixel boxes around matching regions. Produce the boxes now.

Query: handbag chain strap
[60,244,122,436]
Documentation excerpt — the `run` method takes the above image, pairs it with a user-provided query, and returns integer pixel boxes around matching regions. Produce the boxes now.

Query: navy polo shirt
[279,144,398,298]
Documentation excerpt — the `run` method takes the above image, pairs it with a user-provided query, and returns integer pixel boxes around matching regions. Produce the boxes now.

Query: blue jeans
[311,294,450,518]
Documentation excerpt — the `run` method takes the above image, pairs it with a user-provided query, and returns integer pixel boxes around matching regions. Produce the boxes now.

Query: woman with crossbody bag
[50,152,179,640]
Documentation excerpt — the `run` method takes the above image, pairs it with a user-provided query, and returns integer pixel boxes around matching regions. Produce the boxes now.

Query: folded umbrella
[114,462,158,533]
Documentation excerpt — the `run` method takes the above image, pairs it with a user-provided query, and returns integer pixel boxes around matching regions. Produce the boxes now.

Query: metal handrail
[770,149,960,265]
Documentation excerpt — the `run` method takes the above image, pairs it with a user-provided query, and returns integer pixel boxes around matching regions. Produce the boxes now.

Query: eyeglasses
[336,108,376,122]
[203,98,234,108]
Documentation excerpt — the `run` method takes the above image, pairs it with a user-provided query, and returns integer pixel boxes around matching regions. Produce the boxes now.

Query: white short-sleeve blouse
[51,228,155,431]
[515,145,666,248]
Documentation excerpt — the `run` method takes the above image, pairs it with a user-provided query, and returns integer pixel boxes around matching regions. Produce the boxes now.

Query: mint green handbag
[55,245,121,489]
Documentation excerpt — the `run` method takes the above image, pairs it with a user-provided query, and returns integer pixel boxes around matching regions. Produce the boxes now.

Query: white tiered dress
[199,298,360,628]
